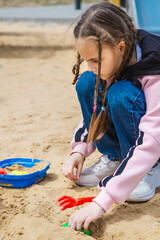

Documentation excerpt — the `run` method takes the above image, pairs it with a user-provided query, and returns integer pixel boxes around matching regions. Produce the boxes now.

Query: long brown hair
[72,2,137,143]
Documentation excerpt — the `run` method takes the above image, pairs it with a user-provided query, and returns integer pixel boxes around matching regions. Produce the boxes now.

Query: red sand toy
[57,195,95,210]
[0,167,7,175]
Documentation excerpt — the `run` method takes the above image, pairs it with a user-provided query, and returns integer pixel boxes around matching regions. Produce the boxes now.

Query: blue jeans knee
[106,80,146,158]
[75,71,97,130]
[107,80,146,116]
[76,71,97,99]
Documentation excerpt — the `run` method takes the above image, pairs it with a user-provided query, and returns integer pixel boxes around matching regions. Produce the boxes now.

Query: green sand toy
[62,222,90,236]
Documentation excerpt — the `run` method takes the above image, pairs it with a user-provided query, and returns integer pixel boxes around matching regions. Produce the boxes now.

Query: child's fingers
[83,216,92,232]
[66,164,79,181]
[69,218,76,231]
[76,164,83,180]
[76,219,85,231]
[68,172,79,181]
[64,167,78,181]
[63,157,83,181]
[63,164,76,181]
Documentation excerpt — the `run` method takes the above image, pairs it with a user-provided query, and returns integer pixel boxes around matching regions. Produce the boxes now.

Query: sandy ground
[0,21,160,240]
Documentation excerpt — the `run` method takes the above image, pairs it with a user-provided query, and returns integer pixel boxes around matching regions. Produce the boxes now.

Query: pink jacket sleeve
[70,120,96,158]
[93,75,160,212]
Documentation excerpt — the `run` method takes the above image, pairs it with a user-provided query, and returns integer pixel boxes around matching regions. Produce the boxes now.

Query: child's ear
[117,40,126,55]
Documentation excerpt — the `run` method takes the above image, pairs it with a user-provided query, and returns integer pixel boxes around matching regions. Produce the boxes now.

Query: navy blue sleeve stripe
[99,131,144,187]
[99,175,113,187]
[83,134,88,143]
[75,124,88,143]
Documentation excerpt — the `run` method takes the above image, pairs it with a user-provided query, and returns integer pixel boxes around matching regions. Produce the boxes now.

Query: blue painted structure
[134,0,160,35]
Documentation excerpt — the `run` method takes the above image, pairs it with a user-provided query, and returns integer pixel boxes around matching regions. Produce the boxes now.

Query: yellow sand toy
[10,170,28,175]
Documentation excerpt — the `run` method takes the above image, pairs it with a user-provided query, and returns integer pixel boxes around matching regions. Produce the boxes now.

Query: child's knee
[107,80,144,111]
[76,71,97,98]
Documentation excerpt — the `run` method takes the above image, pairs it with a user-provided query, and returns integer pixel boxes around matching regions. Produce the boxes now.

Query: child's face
[76,38,124,80]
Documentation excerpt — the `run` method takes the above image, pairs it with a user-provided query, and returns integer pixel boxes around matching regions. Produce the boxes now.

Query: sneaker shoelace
[91,160,106,171]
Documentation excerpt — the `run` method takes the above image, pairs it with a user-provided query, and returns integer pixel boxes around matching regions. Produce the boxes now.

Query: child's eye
[92,60,99,63]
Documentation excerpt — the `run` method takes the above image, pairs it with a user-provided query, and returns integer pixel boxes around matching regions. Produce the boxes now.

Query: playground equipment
[75,0,81,9]
[75,0,123,9]
[127,0,160,35]
[75,0,160,36]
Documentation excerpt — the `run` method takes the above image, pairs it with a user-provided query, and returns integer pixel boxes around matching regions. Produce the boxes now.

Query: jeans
[76,71,146,161]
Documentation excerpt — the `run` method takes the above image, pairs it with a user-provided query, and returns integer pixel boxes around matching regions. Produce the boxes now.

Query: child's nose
[87,63,96,73]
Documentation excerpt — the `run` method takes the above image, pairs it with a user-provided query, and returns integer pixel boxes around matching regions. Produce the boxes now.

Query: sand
[0,21,160,240]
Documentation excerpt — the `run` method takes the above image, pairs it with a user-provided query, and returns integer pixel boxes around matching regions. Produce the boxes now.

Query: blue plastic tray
[0,158,50,188]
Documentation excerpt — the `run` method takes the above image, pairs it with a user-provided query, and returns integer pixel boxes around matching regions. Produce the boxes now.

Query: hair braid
[91,80,112,141]
[124,17,137,63]
[114,17,137,80]
[72,52,83,85]
[124,16,136,58]
[87,39,102,143]
[94,39,102,104]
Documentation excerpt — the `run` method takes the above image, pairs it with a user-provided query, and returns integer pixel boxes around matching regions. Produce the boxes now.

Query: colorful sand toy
[62,222,90,236]
[0,167,7,175]
[0,158,50,188]
[9,170,29,175]
[57,195,95,210]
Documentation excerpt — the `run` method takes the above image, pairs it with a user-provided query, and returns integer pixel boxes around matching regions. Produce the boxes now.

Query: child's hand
[69,202,105,232]
[63,153,85,182]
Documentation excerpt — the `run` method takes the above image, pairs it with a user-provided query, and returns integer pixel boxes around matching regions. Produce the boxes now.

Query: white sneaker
[127,163,160,202]
[76,155,121,186]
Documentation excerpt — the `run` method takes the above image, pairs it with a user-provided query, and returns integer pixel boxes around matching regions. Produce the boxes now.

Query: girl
[63,2,160,232]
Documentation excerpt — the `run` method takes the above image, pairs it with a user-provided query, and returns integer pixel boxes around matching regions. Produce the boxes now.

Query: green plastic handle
[62,222,90,236]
